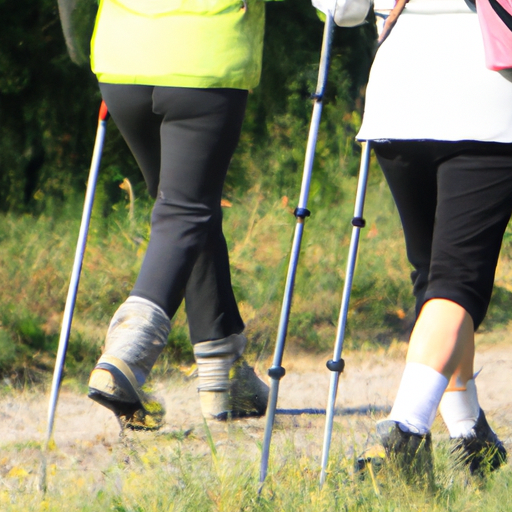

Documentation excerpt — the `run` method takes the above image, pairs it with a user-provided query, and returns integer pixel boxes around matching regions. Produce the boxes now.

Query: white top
[357,0,512,142]
[373,0,396,12]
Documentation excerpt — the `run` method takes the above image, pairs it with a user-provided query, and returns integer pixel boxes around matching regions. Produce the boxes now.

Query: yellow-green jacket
[91,0,273,90]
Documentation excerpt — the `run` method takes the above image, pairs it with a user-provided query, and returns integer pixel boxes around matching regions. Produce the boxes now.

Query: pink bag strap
[474,0,512,70]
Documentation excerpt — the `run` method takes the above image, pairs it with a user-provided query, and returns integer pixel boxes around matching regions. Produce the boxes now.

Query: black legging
[99,84,247,343]
[373,140,512,329]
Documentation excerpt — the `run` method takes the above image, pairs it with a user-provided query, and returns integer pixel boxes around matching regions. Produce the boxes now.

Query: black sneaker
[357,420,434,487]
[450,408,507,475]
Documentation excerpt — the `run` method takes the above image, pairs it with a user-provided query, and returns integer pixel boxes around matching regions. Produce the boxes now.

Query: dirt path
[2,342,512,472]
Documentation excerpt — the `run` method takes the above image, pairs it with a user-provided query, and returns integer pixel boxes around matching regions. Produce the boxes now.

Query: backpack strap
[489,0,512,31]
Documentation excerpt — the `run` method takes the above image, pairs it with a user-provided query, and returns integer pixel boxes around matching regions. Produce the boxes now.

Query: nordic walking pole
[259,13,335,489]
[43,101,109,452]
[319,140,371,487]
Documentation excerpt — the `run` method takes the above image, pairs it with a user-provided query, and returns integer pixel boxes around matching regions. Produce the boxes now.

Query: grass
[2,151,512,384]
[0,154,401,384]
[1,414,511,512]
[2,147,512,510]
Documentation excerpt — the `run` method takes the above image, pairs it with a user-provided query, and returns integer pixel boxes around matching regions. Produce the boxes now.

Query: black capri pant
[99,84,247,344]
[373,140,512,329]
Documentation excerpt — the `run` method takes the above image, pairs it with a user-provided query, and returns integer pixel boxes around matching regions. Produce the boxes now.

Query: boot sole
[88,360,165,431]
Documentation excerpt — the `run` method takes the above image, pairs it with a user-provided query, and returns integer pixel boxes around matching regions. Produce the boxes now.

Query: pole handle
[99,100,110,122]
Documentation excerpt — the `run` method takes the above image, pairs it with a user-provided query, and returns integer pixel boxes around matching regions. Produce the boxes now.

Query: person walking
[76,0,273,430]
[357,0,511,477]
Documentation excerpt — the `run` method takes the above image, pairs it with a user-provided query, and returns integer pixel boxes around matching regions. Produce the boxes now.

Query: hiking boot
[194,334,269,420]
[450,408,507,475]
[357,420,434,486]
[88,355,165,431]
[228,358,269,418]
[88,296,171,430]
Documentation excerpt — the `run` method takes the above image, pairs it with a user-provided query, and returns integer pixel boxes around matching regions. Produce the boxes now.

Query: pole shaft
[259,15,335,487]
[45,106,108,446]
[319,142,371,486]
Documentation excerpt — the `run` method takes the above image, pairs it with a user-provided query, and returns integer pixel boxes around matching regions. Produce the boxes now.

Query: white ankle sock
[389,362,448,435]
[439,378,479,438]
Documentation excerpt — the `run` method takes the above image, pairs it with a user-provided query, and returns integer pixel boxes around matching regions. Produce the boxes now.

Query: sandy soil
[1,340,512,482]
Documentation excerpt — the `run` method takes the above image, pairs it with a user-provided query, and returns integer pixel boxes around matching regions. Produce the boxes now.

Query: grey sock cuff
[193,333,246,359]
[102,296,171,385]
[193,334,247,392]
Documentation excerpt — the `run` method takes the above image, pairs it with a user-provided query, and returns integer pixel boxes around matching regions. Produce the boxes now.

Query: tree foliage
[0,0,376,214]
